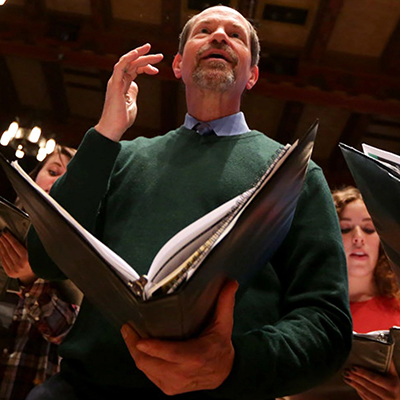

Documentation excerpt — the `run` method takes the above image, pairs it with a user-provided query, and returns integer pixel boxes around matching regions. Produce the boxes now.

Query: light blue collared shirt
[184,112,250,137]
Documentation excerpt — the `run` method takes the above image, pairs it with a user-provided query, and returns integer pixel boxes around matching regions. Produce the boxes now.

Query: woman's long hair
[332,186,400,299]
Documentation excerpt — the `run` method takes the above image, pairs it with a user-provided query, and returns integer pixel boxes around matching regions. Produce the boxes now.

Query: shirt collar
[184,112,250,137]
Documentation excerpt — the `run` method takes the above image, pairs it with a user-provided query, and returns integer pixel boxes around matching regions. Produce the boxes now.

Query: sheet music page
[146,192,244,284]
[362,143,400,174]
[11,161,140,284]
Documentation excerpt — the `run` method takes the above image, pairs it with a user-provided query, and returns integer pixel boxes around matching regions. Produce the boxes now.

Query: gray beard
[192,60,236,92]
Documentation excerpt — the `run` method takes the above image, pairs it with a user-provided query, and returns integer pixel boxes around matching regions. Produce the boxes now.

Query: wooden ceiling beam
[3,31,400,96]
[253,79,400,117]
[304,0,345,63]
[297,61,400,98]
[2,37,400,118]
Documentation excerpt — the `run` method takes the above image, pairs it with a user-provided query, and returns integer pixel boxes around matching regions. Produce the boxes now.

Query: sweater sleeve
[209,166,353,399]
[27,128,121,280]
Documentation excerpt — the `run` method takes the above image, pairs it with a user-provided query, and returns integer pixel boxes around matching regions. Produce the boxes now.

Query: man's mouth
[203,53,230,62]
[198,45,237,65]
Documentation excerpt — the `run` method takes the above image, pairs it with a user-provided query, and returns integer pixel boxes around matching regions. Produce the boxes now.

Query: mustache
[196,43,238,65]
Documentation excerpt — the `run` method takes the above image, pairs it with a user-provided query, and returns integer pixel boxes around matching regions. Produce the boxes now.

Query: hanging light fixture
[0,120,57,161]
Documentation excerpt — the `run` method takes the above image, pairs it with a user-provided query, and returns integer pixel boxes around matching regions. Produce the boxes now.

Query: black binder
[0,121,317,339]
[340,144,400,280]
[0,196,31,293]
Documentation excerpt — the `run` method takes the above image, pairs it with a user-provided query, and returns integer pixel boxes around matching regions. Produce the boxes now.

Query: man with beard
[26,5,352,400]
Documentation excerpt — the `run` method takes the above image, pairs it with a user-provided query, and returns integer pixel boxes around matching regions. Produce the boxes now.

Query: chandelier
[0,121,57,162]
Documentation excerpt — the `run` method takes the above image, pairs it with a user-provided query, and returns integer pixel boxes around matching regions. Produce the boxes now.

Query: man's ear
[246,65,259,90]
[172,53,182,79]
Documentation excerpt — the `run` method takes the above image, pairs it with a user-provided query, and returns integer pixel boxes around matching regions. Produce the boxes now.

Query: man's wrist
[94,122,124,142]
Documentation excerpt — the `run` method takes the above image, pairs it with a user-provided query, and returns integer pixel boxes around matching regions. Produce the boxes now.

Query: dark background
[1,0,400,201]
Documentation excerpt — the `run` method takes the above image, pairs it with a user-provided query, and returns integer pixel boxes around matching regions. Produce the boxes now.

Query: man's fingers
[121,323,142,359]
[123,54,164,79]
[120,43,153,65]
[134,281,239,363]
[115,43,164,81]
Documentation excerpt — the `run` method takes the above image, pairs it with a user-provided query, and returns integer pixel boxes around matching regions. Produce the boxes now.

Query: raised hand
[95,43,164,142]
[0,231,36,285]
[120,280,238,395]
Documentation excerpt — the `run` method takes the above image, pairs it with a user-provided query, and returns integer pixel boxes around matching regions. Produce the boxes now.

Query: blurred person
[288,186,400,400]
[334,186,400,400]
[0,145,79,400]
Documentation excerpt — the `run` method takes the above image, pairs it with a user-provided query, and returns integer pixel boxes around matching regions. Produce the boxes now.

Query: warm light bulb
[45,138,56,154]
[36,147,47,162]
[15,128,23,139]
[28,126,41,143]
[0,1,7,7]
[15,148,25,159]
[8,121,19,139]
[0,131,10,146]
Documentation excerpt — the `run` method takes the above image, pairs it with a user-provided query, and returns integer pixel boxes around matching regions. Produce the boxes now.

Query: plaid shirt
[0,278,78,400]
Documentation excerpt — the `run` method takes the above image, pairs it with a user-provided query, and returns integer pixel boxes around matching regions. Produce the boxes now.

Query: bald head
[178,6,260,67]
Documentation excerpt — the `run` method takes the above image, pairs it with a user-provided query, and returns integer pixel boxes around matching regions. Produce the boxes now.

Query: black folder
[0,196,31,293]
[340,144,400,280]
[0,121,317,339]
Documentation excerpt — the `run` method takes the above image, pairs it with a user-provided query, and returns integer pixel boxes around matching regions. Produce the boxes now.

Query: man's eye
[231,32,240,38]
[200,28,209,34]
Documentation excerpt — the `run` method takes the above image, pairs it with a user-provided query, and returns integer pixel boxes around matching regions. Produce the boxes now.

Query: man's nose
[211,27,229,43]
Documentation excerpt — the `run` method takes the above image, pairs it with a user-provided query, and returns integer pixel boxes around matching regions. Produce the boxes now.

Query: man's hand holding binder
[121,280,238,395]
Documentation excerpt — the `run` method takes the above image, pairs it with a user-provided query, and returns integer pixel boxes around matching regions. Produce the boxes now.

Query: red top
[350,296,400,333]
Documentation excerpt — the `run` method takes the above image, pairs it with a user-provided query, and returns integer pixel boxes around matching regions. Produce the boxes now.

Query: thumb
[212,280,239,336]
[121,323,142,359]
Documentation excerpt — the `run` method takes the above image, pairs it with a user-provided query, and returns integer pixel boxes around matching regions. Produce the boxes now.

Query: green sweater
[28,126,352,399]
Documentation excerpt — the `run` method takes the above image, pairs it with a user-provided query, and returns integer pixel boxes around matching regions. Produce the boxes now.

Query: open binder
[0,196,31,292]
[0,195,30,244]
[340,143,400,279]
[0,121,317,339]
